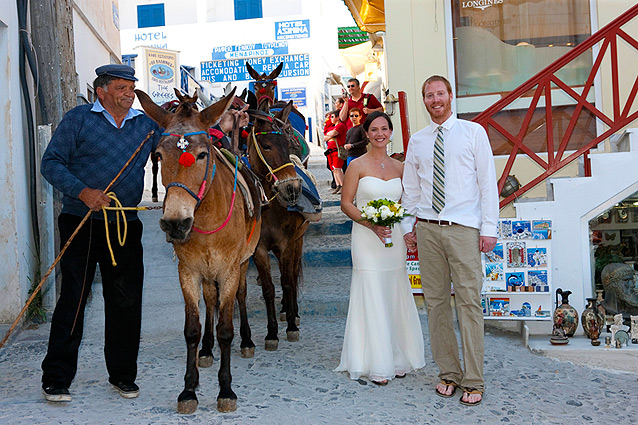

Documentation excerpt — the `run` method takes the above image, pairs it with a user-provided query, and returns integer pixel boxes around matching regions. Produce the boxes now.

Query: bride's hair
[363,111,393,132]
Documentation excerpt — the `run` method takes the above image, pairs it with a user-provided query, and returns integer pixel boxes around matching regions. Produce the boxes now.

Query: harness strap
[192,153,238,235]
[251,128,295,182]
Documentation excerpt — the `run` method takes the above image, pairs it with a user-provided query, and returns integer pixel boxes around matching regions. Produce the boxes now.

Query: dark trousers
[41,213,144,388]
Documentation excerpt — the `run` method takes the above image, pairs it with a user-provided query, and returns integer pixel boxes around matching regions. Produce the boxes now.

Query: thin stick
[0,131,154,350]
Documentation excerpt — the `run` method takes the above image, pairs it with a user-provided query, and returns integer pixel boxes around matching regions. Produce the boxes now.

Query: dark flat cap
[95,64,138,81]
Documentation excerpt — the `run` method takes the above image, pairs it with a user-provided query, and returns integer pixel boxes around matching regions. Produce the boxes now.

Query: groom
[401,75,498,406]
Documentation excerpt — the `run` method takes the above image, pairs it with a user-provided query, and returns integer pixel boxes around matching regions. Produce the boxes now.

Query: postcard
[512,221,532,238]
[489,298,510,316]
[507,242,526,268]
[500,220,512,239]
[484,243,504,262]
[528,270,548,286]
[485,263,504,281]
[506,271,525,287]
[527,247,548,267]
[532,220,552,239]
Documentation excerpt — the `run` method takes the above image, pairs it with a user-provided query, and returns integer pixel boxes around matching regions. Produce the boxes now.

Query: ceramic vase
[553,288,578,337]
[581,297,604,345]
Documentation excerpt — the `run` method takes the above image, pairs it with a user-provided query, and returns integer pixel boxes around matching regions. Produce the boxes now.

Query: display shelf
[483,316,551,321]
[484,291,550,295]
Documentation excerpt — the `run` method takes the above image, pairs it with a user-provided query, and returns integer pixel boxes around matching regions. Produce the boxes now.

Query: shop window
[452,0,592,97]
[590,191,638,293]
[235,0,263,20]
[138,4,165,28]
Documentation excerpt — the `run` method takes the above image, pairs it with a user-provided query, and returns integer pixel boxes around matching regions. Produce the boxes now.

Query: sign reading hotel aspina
[462,0,504,11]
[275,20,310,40]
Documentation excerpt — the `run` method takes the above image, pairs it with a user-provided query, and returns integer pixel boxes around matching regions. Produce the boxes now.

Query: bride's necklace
[380,161,385,169]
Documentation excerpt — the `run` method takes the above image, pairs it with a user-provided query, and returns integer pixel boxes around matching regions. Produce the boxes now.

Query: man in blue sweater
[40,64,161,402]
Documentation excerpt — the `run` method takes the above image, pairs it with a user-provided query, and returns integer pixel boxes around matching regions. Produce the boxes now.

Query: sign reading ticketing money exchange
[200,53,310,83]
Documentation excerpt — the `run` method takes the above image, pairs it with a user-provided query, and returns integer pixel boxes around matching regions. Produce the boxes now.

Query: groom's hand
[479,236,497,253]
[404,231,417,252]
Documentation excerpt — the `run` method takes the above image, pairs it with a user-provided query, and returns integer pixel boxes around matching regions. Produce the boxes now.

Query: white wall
[0,0,37,322]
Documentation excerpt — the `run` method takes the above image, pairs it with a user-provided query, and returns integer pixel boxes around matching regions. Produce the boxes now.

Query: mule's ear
[199,87,237,127]
[239,88,247,101]
[174,88,186,103]
[246,90,258,110]
[246,62,261,80]
[257,97,270,113]
[135,89,173,128]
[275,100,294,123]
[268,62,284,80]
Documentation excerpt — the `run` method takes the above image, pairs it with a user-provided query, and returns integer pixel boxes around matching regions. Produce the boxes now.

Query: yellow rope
[101,192,154,266]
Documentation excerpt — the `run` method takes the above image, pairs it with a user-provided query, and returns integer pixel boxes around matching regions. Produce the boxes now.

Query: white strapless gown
[335,177,425,381]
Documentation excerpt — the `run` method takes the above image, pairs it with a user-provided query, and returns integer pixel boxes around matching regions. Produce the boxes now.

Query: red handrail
[398,91,411,153]
[471,4,638,209]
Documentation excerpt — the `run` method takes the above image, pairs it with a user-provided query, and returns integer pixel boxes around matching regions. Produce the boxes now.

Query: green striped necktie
[432,125,445,213]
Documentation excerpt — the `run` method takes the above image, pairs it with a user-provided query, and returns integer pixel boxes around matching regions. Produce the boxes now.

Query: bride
[335,111,425,385]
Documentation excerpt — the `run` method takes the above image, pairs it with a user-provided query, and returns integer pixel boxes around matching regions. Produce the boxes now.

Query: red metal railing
[472,4,638,209]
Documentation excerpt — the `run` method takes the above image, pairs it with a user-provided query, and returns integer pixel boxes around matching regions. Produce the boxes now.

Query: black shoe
[110,381,140,399]
[42,384,71,402]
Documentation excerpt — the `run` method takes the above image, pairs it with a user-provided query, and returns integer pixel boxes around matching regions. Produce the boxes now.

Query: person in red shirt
[324,111,347,194]
[339,78,383,130]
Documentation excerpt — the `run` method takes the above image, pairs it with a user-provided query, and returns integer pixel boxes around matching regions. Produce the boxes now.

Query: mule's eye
[155,152,163,161]
[197,152,208,160]
[262,143,272,151]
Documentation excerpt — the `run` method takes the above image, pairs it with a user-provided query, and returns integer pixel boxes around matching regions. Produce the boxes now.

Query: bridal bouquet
[359,198,410,247]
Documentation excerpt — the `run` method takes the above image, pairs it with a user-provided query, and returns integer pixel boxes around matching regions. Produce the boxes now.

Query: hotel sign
[462,0,504,10]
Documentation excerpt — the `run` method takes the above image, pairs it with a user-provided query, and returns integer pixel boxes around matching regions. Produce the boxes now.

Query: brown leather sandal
[435,379,457,398]
[459,388,483,406]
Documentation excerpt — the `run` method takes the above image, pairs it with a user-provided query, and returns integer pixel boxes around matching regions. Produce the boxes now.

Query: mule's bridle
[161,131,214,209]
[250,128,295,183]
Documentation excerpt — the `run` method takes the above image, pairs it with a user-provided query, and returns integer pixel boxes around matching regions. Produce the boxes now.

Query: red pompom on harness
[179,152,195,167]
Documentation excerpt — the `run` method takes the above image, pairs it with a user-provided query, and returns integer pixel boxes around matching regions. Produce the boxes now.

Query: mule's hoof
[217,398,237,413]
[279,312,286,322]
[296,316,300,326]
[241,346,255,358]
[287,331,300,342]
[177,391,198,414]
[265,339,279,351]
[152,196,158,203]
[198,355,214,368]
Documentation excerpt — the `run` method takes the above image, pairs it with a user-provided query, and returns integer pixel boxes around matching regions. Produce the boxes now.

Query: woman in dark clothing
[344,108,368,166]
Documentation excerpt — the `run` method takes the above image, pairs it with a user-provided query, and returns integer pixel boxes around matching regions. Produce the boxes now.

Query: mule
[246,61,283,107]
[246,100,311,349]
[135,88,261,414]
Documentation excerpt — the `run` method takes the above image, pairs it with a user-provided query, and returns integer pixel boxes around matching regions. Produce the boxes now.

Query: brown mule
[136,88,261,414]
[246,100,310,350]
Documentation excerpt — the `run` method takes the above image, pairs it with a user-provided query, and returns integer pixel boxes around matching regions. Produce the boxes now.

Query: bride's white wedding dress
[335,176,425,381]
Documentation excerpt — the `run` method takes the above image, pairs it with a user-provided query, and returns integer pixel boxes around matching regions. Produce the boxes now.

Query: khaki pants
[416,222,485,391]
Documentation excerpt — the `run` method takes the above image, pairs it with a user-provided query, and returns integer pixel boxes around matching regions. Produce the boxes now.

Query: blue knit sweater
[41,105,161,220]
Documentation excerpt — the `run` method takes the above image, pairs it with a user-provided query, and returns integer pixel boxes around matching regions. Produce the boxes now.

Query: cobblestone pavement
[1,148,637,424]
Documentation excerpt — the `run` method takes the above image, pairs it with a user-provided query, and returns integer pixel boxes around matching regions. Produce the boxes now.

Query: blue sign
[275,20,310,40]
[280,87,306,107]
[211,42,289,60]
[201,54,310,83]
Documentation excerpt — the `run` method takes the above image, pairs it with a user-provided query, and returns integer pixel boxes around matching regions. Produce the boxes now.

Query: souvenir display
[581,298,604,346]
[553,289,578,337]
[482,219,552,319]
[610,313,630,344]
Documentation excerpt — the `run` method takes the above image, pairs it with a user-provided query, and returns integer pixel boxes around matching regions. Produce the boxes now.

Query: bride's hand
[371,225,391,242]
